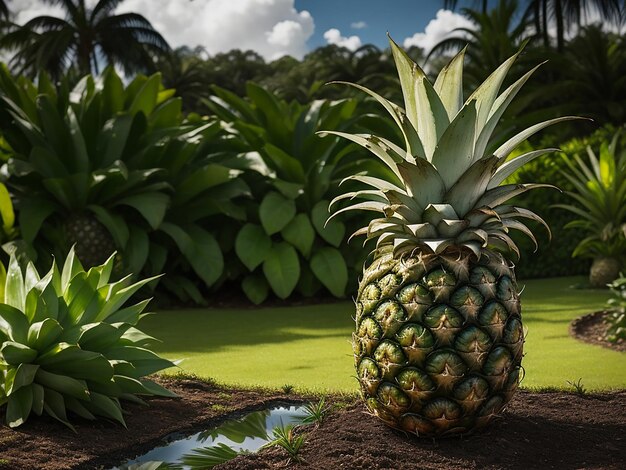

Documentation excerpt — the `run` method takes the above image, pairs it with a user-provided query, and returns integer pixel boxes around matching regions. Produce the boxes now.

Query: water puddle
[113,404,309,470]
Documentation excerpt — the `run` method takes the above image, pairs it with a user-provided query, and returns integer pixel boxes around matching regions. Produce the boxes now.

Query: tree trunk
[555,0,565,52]
[542,0,549,48]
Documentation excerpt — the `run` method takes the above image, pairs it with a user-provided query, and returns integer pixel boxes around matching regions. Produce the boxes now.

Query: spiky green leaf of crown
[321,37,580,259]
[0,248,176,431]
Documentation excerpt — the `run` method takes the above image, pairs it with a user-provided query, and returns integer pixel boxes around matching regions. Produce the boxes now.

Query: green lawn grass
[143,276,625,393]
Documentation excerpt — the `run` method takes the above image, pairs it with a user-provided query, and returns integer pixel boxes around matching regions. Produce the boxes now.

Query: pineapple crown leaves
[320,36,584,259]
[0,247,176,431]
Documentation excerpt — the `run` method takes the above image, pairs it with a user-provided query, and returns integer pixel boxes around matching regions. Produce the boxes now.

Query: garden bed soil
[0,379,625,470]
[570,310,626,352]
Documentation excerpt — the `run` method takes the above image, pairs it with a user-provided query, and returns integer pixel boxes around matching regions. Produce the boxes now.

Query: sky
[7,0,496,60]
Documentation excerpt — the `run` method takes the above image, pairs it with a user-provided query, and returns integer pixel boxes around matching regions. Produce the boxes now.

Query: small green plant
[263,424,306,463]
[302,397,328,425]
[555,129,626,287]
[606,276,626,342]
[281,384,294,394]
[0,248,176,431]
[566,378,587,396]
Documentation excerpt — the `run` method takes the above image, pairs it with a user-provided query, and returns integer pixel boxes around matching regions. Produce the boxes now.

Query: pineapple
[322,38,577,437]
[65,213,117,269]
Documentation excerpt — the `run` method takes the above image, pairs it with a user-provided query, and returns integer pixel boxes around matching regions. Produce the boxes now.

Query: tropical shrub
[511,126,624,279]
[554,128,626,286]
[206,83,392,303]
[0,66,246,302]
[0,248,175,431]
[606,275,626,342]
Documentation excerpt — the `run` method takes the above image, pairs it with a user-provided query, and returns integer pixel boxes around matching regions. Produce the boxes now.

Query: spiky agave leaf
[0,248,176,431]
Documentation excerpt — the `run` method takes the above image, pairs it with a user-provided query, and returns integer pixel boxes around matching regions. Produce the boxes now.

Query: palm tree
[444,0,489,13]
[0,1,8,21]
[524,0,622,51]
[429,0,536,87]
[157,46,212,113]
[0,0,170,78]
[444,0,623,51]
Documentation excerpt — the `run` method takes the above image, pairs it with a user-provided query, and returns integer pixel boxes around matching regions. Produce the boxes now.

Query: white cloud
[351,21,367,30]
[9,0,315,61]
[403,9,474,55]
[323,28,362,51]
[8,0,66,24]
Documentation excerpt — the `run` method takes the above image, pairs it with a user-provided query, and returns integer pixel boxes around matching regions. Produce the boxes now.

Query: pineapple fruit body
[355,249,522,436]
[65,213,117,269]
[324,36,576,437]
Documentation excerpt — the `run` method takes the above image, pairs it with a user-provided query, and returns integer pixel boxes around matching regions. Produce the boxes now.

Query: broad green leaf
[99,114,133,167]
[64,396,96,420]
[116,192,169,229]
[6,385,33,428]
[105,346,174,376]
[38,343,115,381]
[242,274,269,305]
[106,299,150,325]
[160,223,223,287]
[31,383,44,416]
[175,164,242,204]
[88,205,128,249]
[312,200,345,247]
[125,225,150,275]
[235,224,271,271]
[281,213,315,258]
[259,191,296,235]
[0,182,15,229]
[1,341,38,364]
[35,369,89,400]
[139,379,179,397]
[263,143,305,183]
[0,304,29,343]
[61,246,84,293]
[5,253,25,310]
[27,318,63,350]
[310,248,348,298]
[6,363,39,395]
[78,322,124,352]
[150,98,182,128]
[96,275,159,322]
[43,388,75,431]
[262,242,300,299]
[87,392,126,427]
[129,73,160,116]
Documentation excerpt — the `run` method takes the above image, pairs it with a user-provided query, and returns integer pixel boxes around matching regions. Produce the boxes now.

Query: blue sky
[9,0,500,60]
[296,0,494,49]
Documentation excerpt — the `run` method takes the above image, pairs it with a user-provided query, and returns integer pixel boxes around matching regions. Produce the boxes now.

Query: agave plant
[0,66,245,302]
[555,129,626,287]
[206,83,388,303]
[0,248,176,431]
[324,36,575,436]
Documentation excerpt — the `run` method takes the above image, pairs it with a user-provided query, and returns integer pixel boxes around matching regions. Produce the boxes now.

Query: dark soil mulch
[570,310,626,352]
[0,377,314,470]
[1,378,625,470]
[223,390,626,470]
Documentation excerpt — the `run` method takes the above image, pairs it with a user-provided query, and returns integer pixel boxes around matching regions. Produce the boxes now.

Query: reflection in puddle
[113,405,308,470]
